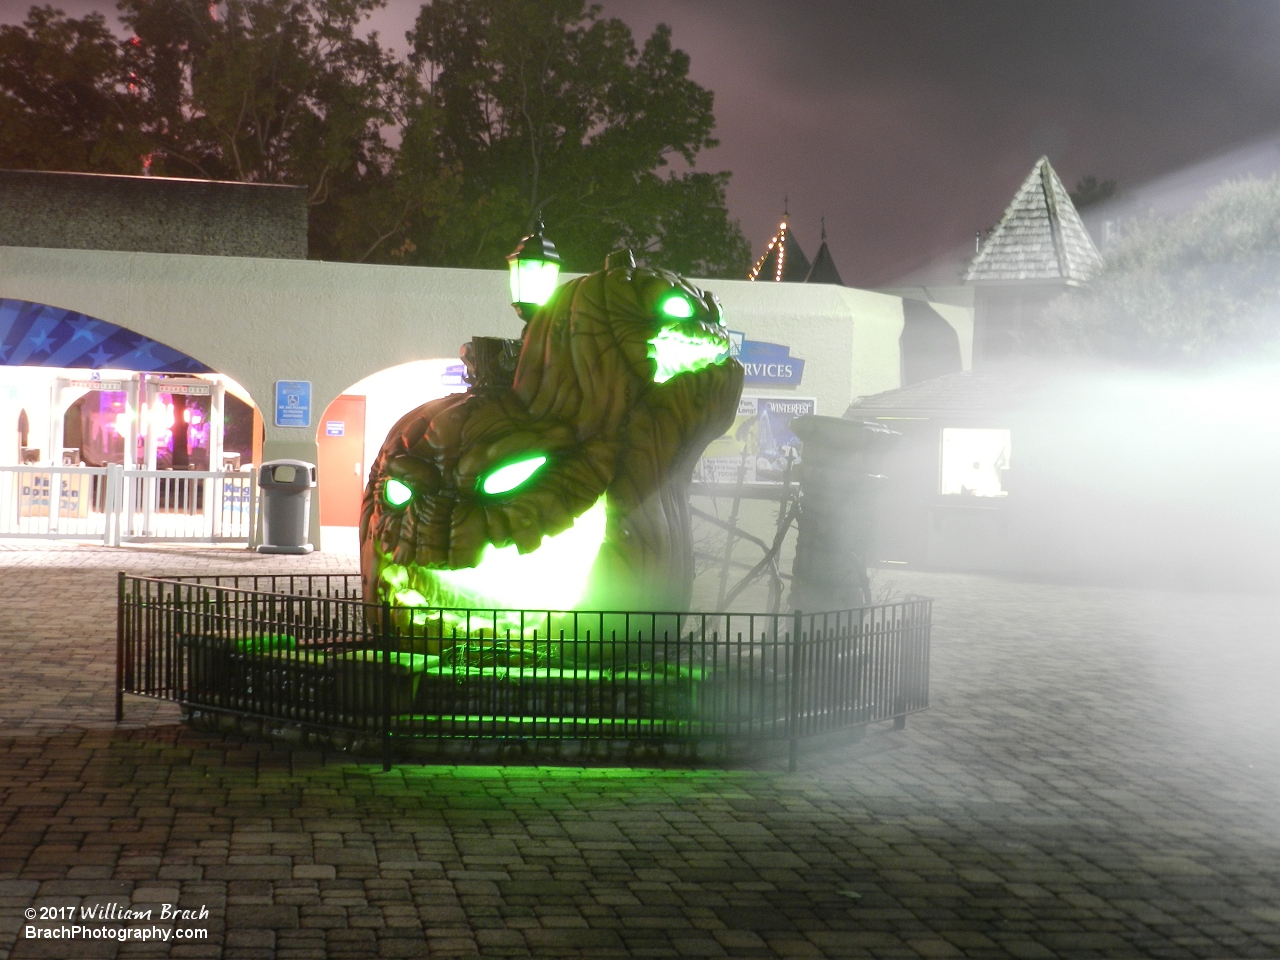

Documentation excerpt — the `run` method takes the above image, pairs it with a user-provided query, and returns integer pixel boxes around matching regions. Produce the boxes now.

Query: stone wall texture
[0,169,307,259]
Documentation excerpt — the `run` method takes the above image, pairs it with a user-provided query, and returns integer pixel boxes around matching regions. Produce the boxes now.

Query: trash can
[256,460,316,555]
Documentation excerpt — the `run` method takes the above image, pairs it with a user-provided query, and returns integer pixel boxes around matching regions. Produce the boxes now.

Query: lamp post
[505,217,562,321]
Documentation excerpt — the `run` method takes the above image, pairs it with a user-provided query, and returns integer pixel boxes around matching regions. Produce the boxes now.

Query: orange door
[317,395,366,526]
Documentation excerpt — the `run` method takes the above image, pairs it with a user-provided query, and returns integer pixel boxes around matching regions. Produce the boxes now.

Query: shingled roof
[965,157,1103,284]
[843,369,1053,419]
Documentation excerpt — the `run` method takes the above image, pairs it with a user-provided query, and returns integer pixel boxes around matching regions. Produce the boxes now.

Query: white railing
[0,465,111,541]
[0,465,257,546]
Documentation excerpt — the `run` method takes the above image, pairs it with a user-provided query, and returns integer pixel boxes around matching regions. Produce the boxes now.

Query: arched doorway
[16,408,31,462]
[316,358,466,533]
[0,298,262,543]
[0,298,229,466]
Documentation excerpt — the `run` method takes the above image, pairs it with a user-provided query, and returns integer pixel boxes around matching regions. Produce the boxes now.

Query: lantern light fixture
[506,217,562,321]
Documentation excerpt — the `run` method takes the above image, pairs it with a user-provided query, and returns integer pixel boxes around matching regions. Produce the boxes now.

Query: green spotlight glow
[384,477,413,507]
[380,496,608,616]
[649,327,726,383]
[480,455,548,495]
[659,294,695,318]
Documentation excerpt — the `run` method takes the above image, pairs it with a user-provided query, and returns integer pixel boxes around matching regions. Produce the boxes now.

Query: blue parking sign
[275,380,311,428]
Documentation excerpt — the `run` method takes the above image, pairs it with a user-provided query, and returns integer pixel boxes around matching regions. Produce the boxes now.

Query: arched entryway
[315,358,466,538]
[0,298,262,543]
[0,298,237,466]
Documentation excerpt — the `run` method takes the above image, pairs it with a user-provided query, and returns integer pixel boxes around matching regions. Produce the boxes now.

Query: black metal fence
[117,573,929,768]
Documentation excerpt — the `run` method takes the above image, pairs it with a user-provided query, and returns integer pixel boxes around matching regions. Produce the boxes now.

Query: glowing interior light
[659,294,695,318]
[649,327,727,383]
[939,428,1011,497]
[380,496,608,613]
[153,400,174,431]
[480,455,548,495]
[384,477,414,507]
[508,259,561,307]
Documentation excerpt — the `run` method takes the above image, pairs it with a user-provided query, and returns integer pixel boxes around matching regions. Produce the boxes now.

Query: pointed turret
[965,156,1103,283]
[805,218,844,285]
[965,157,1106,364]
[749,203,811,282]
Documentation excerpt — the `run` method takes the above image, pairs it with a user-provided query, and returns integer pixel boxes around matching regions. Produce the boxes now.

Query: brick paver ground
[0,541,1278,959]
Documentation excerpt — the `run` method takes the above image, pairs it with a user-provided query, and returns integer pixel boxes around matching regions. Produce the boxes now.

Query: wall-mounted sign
[727,331,805,386]
[155,381,211,396]
[325,421,345,437]
[275,380,311,428]
[697,395,817,484]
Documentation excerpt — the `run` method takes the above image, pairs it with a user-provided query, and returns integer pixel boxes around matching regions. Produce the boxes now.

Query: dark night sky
[6,0,1280,286]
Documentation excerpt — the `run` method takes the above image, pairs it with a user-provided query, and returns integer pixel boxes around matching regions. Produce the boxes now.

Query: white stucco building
[0,171,971,548]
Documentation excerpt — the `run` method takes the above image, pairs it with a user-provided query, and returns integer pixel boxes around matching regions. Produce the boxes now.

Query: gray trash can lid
[259,459,317,490]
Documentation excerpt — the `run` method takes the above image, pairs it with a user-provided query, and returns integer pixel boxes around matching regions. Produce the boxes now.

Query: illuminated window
[940,428,1010,497]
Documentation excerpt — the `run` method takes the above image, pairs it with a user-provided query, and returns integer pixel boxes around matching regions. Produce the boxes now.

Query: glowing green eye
[660,294,694,318]
[480,455,548,495]
[384,478,413,508]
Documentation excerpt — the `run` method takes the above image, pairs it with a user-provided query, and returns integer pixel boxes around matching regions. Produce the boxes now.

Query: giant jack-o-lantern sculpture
[360,256,743,619]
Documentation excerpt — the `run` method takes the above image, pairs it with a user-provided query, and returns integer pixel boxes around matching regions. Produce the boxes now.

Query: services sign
[727,331,805,387]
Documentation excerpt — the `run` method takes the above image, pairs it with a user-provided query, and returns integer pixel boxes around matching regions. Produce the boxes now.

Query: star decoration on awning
[0,299,213,373]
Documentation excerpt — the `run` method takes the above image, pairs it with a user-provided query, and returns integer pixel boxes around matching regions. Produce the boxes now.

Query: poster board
[18,472,92,519]
[696,396,816,484]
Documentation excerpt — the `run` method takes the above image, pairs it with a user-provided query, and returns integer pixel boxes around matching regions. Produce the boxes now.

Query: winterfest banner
[696,395,817,485]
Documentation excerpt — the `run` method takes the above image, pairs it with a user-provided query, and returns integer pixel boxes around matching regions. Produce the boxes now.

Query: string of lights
[748,219,789,282]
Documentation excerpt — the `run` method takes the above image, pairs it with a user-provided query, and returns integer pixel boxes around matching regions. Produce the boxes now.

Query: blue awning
[0,299,213,373]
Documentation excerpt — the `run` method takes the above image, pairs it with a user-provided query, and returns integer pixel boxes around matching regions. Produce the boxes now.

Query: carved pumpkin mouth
[377,497,608,616]
[648,321,730,383]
